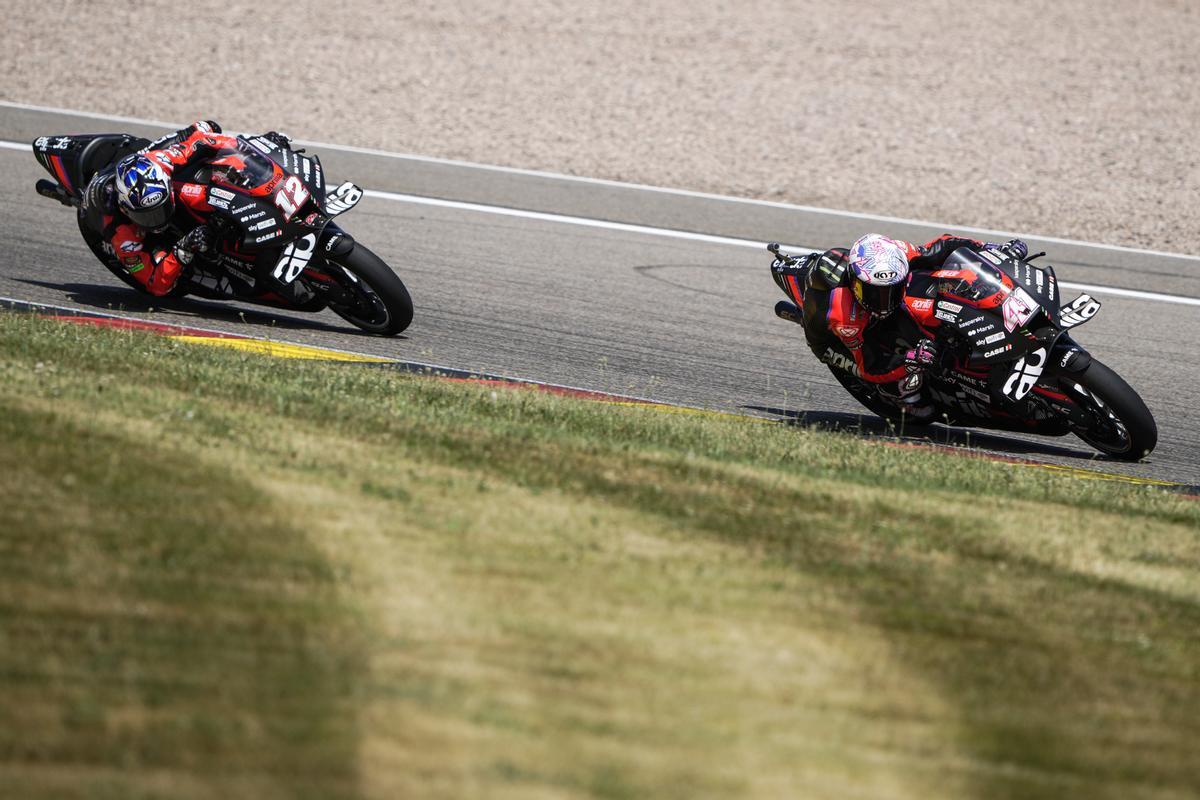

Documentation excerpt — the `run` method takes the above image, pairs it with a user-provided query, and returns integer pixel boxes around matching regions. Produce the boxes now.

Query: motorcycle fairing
[325,182,363,217]
[33,133,150,198]
[1057,294,1102,329]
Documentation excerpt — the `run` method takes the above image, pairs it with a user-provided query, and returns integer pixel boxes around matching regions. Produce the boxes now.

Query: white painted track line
[5,136,1198,309]
[4,99,1199,263]
[362,189,1200,308]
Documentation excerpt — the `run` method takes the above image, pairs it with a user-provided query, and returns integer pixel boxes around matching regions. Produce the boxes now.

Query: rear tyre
[324,243,413,335]
[829,367,931,432]
[1064,358,1157,460]
[78,211,150,294]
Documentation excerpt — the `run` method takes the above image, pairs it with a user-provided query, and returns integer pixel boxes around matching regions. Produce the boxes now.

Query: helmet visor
[124,193,174,230]
[853,279,904,316]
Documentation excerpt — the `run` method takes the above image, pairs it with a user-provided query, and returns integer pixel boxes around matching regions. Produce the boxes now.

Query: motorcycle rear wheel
[324,243,413,335]
[78,211,151,294]
[829,367,931,431]
[1064,358,1157,460]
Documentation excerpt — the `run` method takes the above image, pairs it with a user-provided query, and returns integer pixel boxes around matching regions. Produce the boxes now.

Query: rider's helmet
[114,154,174,230]
[847,234,910,318]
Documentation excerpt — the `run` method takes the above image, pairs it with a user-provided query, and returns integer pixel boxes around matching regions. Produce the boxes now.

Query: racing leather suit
[775,235,990,385]
[82,121,235,296]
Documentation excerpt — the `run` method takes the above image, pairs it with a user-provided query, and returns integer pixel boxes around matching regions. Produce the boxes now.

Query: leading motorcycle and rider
[86,120,292,299]
[34,117,413,334]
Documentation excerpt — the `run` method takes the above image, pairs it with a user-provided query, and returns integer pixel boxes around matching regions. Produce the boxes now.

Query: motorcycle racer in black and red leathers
[772,233,1029,418]
[80,120,291,297]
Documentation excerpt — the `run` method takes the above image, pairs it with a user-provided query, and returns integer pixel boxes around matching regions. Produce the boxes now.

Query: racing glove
[173,225,214,266]
[904,338,941,372]
[1002,238,1029,260]
[262,130,292,149]
[986,238,1029,261]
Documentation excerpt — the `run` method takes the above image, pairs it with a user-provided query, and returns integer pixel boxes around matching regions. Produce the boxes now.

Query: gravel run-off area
[2,0,1198,254]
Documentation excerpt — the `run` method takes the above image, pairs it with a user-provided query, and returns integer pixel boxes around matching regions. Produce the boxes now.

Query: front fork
[297,223,363,306]
[1042,333,1100,430]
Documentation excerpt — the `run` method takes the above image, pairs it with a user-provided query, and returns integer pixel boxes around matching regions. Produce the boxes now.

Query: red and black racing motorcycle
[31,131,412,335]
[769,242,1157,460]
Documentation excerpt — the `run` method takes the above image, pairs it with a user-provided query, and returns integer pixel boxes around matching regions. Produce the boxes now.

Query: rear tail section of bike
[32,133,149,199]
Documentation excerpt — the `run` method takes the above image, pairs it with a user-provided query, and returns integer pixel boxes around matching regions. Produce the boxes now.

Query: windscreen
[940,250,1013,303]
[210,146,277,191]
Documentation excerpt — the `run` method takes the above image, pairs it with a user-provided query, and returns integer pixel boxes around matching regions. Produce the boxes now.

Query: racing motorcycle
[31,131,412,335]
[769,242,1157,460]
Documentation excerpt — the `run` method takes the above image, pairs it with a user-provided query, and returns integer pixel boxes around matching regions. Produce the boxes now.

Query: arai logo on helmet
[138,186,167,208]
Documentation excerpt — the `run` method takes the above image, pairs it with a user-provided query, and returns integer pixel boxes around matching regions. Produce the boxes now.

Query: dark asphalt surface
[3,106,1198,488]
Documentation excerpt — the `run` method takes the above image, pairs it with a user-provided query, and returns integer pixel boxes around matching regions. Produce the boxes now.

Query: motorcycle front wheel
[1062,358,1157,460]
[323,243,413,336]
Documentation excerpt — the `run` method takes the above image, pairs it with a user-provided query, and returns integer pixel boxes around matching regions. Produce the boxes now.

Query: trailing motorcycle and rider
[769,232,1156,459]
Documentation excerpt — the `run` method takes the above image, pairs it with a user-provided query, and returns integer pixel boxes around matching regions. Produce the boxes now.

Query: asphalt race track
[2,104,1199,488]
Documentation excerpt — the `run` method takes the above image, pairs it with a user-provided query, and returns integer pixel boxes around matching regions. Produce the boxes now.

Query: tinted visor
[853,279,904,316]
[125,193,174,230]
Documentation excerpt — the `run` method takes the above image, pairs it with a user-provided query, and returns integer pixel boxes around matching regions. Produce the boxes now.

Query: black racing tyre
[78,211,149,294]
[324,243,413,335]
[1065,358,1157,460]
[829,366,930,431]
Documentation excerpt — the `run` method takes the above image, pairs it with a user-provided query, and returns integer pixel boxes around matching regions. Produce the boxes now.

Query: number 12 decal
[274,176,310,220]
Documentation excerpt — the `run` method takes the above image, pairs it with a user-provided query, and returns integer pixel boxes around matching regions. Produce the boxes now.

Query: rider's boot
[897,372,937,422]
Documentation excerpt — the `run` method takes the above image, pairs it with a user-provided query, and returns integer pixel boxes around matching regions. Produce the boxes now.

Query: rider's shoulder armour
[806,248,849,292]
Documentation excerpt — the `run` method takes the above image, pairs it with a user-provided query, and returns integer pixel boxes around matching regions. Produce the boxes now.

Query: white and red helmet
[848,234,910,317]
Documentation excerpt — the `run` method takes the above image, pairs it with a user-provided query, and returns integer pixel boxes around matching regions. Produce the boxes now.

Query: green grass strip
[0,311,1197,800]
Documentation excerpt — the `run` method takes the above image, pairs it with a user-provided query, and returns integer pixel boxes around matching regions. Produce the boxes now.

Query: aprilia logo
[273,234,317,284]
[1002,347,1047,401]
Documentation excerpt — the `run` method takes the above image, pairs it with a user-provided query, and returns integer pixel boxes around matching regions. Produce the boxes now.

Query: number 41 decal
[274,176,309,220]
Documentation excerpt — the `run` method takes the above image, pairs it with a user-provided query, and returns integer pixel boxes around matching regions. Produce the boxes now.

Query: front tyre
[1064,358,1157,460]
[324,243,413,335]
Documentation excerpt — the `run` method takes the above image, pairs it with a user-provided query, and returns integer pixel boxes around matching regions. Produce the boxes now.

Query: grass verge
[0,311,1197,800]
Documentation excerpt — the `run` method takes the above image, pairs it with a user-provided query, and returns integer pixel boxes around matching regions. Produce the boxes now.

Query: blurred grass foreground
[1,311,1197,800]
